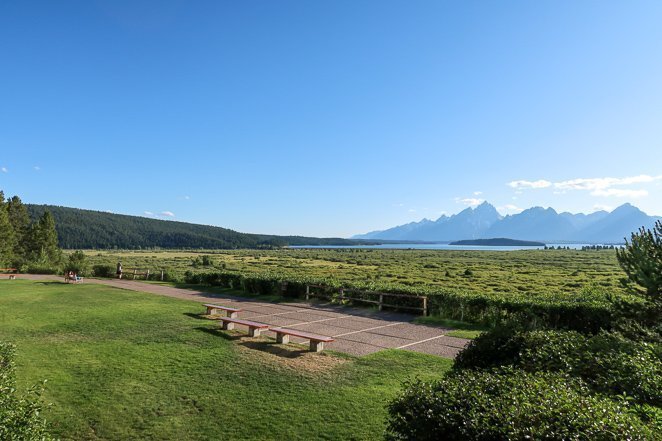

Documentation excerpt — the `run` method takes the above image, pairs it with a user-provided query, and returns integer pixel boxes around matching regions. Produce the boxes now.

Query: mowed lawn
[0,280,451,441]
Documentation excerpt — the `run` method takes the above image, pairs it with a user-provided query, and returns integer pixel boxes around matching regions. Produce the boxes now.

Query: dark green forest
[26,205,373,249]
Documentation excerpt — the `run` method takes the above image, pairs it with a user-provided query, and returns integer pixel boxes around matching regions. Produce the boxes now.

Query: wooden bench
[203,303,242,318]
[1,268,18,279]
[270,327,335,353]
[217,317,270,337]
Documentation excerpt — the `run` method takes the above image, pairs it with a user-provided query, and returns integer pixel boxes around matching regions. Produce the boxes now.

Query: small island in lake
[449,238,545,247]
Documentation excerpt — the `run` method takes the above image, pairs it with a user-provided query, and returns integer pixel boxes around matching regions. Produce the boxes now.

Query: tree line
[26,204,372,250]
[0,191,61,271]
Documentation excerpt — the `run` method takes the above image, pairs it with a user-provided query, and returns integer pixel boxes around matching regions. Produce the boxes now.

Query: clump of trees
[0,191,62,272]
[386,222,662,439]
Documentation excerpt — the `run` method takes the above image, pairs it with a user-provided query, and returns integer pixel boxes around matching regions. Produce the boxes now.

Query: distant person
[117,262,123,279]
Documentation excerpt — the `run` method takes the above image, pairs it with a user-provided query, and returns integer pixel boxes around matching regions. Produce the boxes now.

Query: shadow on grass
[183,312,210,321]
[194,326,307,358]
[239,340,307,359]
[194,326,243,341]
[35,281,71,286]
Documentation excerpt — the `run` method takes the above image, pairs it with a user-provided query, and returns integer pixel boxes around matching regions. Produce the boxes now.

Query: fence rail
[304,284,428,315]
[122,268,166,281]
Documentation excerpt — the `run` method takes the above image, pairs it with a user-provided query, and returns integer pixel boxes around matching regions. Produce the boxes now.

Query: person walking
[117,262,123,279]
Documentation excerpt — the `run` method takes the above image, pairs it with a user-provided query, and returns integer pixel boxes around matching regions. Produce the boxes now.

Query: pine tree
[0,202,14,266]
[26,211,62,266]
[7,195,30,259]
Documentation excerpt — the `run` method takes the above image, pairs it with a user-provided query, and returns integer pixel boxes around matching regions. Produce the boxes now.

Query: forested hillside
[26,205,369,249]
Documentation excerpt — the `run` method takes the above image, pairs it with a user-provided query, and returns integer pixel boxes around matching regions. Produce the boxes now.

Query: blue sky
[1,1,661,237]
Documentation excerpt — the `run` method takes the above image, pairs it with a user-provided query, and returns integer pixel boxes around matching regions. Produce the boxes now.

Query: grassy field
[81,248,627,300]
[0,279,451,441]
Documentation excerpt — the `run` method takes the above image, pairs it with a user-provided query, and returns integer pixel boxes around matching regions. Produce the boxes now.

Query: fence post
[305,285,310,300]
[339,288,344,301]
[423,296,428,316]
[146,270,150,280]
[161,270,164,281]
[379,294,383,311]
[133,269,137,280]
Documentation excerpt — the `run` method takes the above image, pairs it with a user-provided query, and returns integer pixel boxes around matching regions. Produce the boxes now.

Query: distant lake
[291,243,605,251]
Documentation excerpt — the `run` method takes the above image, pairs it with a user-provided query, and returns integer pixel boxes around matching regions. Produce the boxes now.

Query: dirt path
[19,274,469,358]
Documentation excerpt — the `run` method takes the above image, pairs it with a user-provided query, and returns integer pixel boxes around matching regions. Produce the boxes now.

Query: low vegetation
[81,247,634,332]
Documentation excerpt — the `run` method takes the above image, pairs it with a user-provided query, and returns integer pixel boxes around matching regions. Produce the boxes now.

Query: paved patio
[21,275,469,358]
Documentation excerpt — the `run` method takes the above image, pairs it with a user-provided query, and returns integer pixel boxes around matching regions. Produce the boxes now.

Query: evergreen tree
[26,211,62,266]
[615,220,662,340]
[0,203,14,266]
[616,220,662,299]
[7,196,30,259]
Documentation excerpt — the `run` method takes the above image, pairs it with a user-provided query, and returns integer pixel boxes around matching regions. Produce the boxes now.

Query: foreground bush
[92,264,115,277]
[455,328,662,406]
[0,342,53,440]
[386,368,653,440]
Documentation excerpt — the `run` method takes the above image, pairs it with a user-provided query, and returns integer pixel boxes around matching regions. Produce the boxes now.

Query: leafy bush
[63,250,89,276]
[455,328,662,406]
[24,265,60,275]
[453,322,527,370]
[386,368,654,441]
[0,342,54,440]
[92,264,116,277]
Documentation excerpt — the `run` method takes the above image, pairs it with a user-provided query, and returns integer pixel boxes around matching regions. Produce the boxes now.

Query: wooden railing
[304,284,428,315]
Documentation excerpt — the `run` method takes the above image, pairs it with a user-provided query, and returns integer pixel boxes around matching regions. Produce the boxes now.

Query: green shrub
[25,265,60,275]
[0,342,54,440]
[386,368,654,440]
[92,264,116,277]
[63,250,89,276]
[453,322,526,370]
[455,328,662,406]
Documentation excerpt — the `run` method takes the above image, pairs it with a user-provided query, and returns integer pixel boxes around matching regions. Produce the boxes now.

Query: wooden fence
[123,268,166,281]
[303,284,428,315]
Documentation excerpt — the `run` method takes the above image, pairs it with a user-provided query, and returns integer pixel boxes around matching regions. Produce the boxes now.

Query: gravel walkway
[18,274,469,358]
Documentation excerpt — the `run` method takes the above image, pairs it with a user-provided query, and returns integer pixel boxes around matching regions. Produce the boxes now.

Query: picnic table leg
[222,321,235,331]
[228,311,238,318]
[310,341,325,352]
[248,327,262,337]
[276,333,290,344]
[206,306,215,315]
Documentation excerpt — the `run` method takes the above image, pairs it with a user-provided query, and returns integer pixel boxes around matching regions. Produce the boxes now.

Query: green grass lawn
[0,280,451,441]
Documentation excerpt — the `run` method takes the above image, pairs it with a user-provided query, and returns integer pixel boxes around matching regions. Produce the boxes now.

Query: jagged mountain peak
[353,202,659,243]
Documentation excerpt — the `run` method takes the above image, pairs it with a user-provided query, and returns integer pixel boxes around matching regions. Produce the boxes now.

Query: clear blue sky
[1,1,661,237]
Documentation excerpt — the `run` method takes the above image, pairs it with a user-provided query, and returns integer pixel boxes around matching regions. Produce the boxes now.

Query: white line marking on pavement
[243,310,307,320]
[333,322,404,338]
[396,334,446,349]
[279,315,355,327]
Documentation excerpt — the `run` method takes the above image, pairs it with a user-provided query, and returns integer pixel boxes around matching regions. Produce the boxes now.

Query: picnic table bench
[203,303,242,318]
[217,317,270,337]
[1,268,18,279]
[270,327,335,352]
